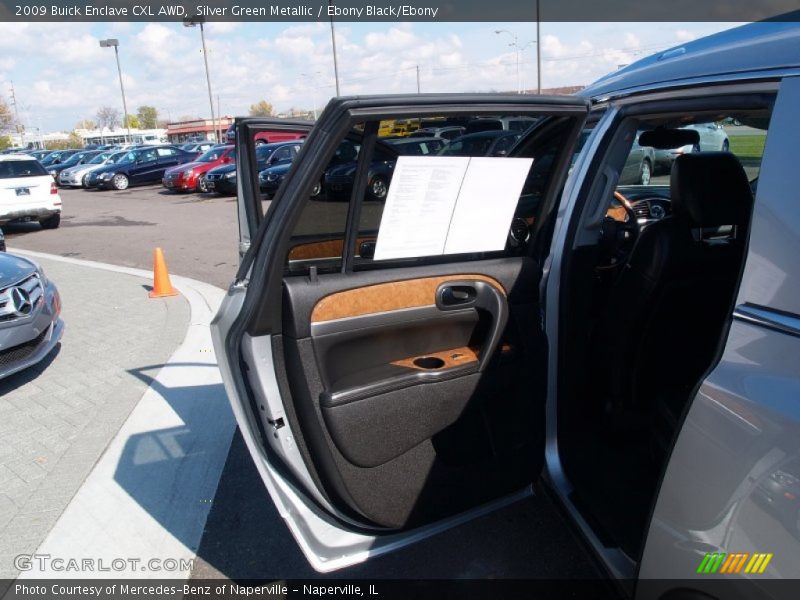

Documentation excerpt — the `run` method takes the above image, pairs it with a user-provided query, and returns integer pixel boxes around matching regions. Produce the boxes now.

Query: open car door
[234,118,315,257]
[212,95,589,571]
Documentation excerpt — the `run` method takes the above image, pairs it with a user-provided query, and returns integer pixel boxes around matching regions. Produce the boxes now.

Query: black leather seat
[592,152,754,446]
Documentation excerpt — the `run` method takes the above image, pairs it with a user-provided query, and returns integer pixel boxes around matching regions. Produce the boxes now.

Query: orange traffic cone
[149,247,178,298]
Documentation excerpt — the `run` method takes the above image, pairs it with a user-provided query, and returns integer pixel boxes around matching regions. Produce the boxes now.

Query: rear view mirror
[639,128,700,149]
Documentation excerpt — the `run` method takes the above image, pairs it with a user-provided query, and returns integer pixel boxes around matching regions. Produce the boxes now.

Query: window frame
[278,106,589,277]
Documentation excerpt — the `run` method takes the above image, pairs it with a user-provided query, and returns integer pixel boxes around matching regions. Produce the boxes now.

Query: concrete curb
[12,250,236,580]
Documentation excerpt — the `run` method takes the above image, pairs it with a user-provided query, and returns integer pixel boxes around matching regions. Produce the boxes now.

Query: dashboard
[609,185,672,225]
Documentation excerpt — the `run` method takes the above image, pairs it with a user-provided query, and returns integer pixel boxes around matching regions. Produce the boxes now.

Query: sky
[0,20,742,133]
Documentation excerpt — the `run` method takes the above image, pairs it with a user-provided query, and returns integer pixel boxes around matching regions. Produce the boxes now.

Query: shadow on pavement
[112,362,233,555]
[191,431,603,581]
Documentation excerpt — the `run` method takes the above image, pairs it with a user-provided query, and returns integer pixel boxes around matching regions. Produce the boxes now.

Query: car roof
[0,154,41,161]
[581,22,800,101]
[259,140,303,149]
[457,130,516,140]
[386,137,442,144]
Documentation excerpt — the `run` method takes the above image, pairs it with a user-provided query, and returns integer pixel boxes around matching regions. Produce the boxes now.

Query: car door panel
[272,256,543,528]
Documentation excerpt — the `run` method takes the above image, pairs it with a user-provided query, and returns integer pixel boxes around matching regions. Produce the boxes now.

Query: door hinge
[238,241,251,255]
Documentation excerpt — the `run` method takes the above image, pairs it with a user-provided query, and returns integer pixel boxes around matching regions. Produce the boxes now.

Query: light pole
[495,30,537,94]
[328,0,341,96]
[301,71,322,120]
[183,15,218,142]
[536,0,542,94]
[99,39,131,143]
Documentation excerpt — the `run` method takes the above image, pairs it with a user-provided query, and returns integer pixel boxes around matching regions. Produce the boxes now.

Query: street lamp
[99,38,131,143]
[183,15,218,143]
[300,71,322,120]
[328,0,341,96]
[494,29,535,94]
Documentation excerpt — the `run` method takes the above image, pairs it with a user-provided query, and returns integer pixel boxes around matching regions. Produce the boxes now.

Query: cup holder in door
[413,356,445,370]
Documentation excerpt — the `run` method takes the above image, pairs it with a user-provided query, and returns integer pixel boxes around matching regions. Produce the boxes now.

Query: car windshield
[197,148,225,162]
[439,135,496,157]
[88,153,110,164]
[61,153,85,166]
[617,118,768,187]
[0,159,49,178]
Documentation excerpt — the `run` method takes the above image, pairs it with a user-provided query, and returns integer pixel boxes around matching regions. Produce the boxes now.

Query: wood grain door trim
[391,346,480,370]
[310,274,506,323]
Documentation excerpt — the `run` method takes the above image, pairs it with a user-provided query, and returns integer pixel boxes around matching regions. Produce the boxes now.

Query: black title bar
[1,0,800,22]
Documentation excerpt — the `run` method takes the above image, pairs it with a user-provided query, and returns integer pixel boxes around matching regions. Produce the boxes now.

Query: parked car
[26,150,51,161]
[619,132,656,185]
[653,122,731,173]
[180,142,214,156]
[40,149,80,167]
[46,150,102,181]
[162,145,235,193]
[409,126,465,141]
[261,139,356,198]
[0,252,62,379]
[225,122,309,145]
[322,137,448,201]
[211,22,800,594]
[439,130,521,157]
[464,115,538,134]
[86,146,195,190]
[58,151,122,188]
[0,155,61,228]
[207,140,302,196]
[0,228,5,251]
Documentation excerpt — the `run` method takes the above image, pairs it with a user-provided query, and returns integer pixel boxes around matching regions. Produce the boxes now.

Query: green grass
[729,134,766,161]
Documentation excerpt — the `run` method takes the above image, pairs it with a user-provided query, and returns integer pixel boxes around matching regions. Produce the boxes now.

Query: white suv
[0,154,62,229]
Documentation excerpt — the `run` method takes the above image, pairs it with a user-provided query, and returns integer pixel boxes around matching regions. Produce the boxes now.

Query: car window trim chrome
[734,303,800,338]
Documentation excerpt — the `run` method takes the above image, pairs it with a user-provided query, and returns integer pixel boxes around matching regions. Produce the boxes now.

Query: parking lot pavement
[0,254,190,578]
[4,187,242,289]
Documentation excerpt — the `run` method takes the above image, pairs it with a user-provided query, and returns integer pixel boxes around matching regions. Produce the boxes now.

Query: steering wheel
[597,191,640,271]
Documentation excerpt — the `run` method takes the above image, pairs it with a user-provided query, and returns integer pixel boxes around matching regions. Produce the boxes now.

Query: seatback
[597,153,754,424]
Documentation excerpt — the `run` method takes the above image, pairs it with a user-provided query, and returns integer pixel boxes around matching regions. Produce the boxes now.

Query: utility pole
[8,81,24,147]
[184,16,218,142]
[416,65,421,93]
[328,0,341,96]
[536,0,542,94]
[216,94,221,138]
[99,39,131,143]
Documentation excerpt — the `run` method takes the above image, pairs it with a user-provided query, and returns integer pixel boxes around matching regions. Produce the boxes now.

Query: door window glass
[283,137,361,275]
[282,112,580,275]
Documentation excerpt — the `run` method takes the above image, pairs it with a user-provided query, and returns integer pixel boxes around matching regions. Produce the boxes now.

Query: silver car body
[212,21,800,592]
[58,152,122,188]
[0,253,63,379]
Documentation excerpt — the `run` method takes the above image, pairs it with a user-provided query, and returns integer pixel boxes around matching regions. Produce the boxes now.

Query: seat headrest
[670,152,753,227]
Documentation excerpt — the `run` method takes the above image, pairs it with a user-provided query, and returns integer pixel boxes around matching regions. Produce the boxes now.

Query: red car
[225,123,308,145]
[162,145,234,192]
